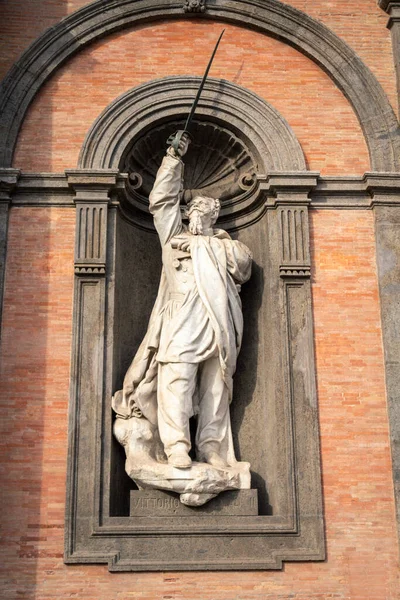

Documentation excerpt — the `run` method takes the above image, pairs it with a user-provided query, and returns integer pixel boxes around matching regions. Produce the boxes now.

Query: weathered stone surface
[0,169,20,334]
[373,203,400,534]
[130,489,258,516]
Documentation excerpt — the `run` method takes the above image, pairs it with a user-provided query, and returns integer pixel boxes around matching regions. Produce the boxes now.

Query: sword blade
[184,29,225,131]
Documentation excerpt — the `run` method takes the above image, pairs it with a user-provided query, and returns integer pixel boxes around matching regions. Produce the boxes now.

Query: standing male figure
[113,133,252,470]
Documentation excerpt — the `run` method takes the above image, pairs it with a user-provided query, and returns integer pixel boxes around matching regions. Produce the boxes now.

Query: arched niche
[64,69,324,569]
[79,77,306,229]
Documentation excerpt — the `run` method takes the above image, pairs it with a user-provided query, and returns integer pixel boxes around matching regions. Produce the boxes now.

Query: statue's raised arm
[148,134,190,246]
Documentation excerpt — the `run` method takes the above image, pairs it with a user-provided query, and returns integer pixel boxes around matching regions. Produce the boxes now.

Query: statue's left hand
[170,236,191,253]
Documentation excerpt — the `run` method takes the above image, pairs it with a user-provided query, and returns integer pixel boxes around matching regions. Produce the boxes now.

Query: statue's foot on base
[114,416,251,506]
[168,450,192,469]
[200,451,228,469]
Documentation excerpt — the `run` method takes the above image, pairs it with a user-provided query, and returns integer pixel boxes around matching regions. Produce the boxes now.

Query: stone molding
[79,77,306,172]
[6,172,400,210]
[0,0,398,171]
[0,169,20,201]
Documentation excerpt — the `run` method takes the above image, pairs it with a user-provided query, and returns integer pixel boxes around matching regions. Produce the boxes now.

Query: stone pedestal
[130,489,258,516]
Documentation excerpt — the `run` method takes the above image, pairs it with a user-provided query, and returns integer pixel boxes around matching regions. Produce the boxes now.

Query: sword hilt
[167,130,192,155]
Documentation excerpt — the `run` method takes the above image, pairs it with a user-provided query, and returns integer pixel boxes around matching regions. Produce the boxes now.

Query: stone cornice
[378,1,400,26]
[260,172,319,203]
[378,1,399,13]
[6,171,400,211]
[0,168,20,202]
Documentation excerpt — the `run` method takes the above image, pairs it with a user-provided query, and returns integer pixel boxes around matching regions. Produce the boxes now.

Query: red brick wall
[0,1,396,118]
[0,0,92,80]
[1,1,399,598]
[0,207,398,599]
[287,0,398,115]
[14,21,370,175]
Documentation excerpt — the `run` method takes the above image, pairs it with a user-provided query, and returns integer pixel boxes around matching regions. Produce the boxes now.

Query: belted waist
[169,292,185,301]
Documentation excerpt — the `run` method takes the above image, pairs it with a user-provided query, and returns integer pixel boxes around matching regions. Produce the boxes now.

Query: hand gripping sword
[168,29,225,153]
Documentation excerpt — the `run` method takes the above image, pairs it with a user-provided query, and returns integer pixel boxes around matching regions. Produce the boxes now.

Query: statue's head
[184,195,220,235]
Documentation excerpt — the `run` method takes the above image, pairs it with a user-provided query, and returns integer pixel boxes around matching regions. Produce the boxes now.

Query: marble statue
[112,133,253,506]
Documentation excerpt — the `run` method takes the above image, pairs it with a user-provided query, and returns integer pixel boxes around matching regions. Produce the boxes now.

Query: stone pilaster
[368,172,400,537]
[0,169,20,334]
[379,1,400,111]
[65,169,118,561]
[262,173,318,278]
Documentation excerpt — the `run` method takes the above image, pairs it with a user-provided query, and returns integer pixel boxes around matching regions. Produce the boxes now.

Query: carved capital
[66,169,119,277]
[260,173,318,279]
[261,172,319,208]
[66,169,119,202]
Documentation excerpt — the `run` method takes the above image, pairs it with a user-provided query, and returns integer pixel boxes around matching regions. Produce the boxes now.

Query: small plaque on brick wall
[130,489,258,517]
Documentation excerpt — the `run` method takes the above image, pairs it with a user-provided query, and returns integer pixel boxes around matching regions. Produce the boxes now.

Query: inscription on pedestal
[130,489,258,516]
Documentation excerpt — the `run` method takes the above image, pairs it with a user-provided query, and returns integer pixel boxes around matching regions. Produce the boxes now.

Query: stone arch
[79,76,306,171]
[79,76,306,228]
[0,0,398,171]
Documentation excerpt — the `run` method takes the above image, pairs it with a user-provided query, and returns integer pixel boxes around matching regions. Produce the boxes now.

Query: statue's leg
[195,356,235,467]
[157,361,197,468]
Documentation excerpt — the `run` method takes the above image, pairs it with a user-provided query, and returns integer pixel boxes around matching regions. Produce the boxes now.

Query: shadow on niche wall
[111,214,162,515]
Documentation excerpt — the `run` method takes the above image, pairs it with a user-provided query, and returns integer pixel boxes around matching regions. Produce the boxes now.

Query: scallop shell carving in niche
[122,120,258,212]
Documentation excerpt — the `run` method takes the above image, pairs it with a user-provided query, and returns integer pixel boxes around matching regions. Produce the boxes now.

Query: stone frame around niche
[64,79,325,571]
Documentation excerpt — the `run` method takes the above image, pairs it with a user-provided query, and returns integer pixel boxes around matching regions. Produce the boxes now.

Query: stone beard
[113,141,253,506]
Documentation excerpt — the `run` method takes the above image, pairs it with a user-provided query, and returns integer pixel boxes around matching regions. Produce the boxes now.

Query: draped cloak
[112,154,252,426]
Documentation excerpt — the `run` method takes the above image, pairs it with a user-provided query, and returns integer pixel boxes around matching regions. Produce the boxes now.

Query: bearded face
[184,196,220,235]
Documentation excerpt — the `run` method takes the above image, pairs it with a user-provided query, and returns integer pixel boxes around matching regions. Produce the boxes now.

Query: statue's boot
[168,450,192,469]
[201,451,228,469]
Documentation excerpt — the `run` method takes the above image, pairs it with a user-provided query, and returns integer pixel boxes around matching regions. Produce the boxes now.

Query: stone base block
[130,489,259,516]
